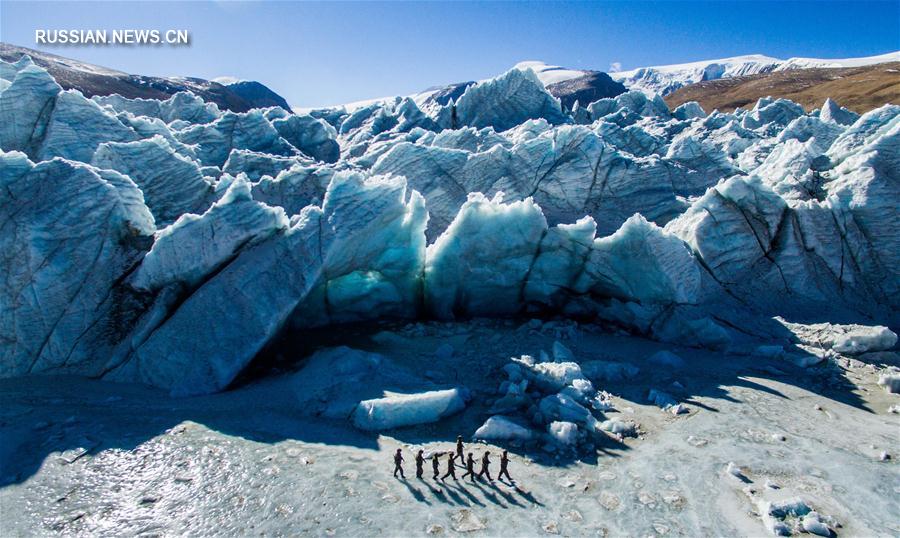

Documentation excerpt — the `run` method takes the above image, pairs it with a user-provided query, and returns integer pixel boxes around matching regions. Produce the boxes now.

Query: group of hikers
[393,436,513,483]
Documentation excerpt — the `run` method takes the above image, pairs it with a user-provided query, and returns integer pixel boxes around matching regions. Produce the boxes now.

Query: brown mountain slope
[0,43,293,113]
[665,62,900,114]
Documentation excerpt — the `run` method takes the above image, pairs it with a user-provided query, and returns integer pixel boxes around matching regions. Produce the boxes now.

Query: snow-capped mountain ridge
[611,50,900,95]
[617,54,781,74]
[774,50,900,69]
[305,51,897,111]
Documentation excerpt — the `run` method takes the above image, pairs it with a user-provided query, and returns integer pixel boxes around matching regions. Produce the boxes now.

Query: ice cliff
[1,56,897,395]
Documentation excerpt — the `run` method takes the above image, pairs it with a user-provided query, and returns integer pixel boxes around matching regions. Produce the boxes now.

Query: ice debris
[759,497,836,537]
[648,389,689,414]
[877,371,900,394]
[547,421,579,446]
[598,418,637,437]
[485,349,636,451]
[351,388,468,431]
[473,415,534,442]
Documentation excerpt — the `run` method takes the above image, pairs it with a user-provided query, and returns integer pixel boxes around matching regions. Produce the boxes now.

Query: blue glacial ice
[1,57,898,395]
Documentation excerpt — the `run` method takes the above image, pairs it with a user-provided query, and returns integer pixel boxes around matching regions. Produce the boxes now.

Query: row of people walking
[393,435,513,483]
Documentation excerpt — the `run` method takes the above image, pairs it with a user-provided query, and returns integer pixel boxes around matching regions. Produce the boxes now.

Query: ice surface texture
[1,57,898,394]
[352,388,467,431]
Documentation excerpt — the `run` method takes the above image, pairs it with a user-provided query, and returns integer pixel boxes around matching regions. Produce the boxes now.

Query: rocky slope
[222,79,293,111]
[0,43,292,113]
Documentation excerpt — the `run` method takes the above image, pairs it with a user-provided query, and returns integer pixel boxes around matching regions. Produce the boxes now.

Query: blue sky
[2,1,898,107]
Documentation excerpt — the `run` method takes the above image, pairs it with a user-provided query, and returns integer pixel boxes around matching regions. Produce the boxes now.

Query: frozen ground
[2,319,898,537]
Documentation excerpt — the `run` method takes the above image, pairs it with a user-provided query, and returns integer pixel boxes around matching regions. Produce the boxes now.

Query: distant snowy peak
[513,61,627,108]
[212,76,244,85]
[775,51,900,70]
[513,61,591,86]
[612,51,900,96]
[416,61,593,108]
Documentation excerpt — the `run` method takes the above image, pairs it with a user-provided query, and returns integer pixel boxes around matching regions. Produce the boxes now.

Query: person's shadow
[470,479,506,508]
[492,483,524,507]
[445,479,486,507]
[419,478,453,504]
[513,485,544,506]
[438,481,468,505]
[398,477,432,505]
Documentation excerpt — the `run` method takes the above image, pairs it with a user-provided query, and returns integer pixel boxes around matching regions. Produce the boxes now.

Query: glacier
[1,55,898,397]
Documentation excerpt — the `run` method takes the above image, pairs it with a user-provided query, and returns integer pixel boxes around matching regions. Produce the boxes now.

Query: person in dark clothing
[393,448,405,479]
[456,435,465,465]
[432,452,441,479]
[461,452,476,482]
[478,451,493,481]
[441,452,458,481]
[415,450,425,479]
[498,449,512,482]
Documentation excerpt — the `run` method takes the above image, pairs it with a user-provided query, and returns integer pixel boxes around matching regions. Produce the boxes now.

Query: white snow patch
[212,76,244,85]
[513,61,589,86]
